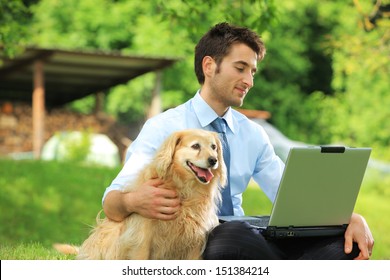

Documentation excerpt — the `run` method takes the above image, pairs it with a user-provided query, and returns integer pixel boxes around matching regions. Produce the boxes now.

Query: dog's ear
[154,131,182,178]
[214,132,227,187]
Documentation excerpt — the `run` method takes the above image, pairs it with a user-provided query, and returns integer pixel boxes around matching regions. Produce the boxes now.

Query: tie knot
[211,117,227,134]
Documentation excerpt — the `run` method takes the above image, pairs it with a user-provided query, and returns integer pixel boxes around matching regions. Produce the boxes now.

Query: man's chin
[234,99,245,107]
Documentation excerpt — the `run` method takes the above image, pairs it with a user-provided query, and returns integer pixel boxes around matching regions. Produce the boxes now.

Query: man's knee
[203,221,280,260]
[297,236,361,260]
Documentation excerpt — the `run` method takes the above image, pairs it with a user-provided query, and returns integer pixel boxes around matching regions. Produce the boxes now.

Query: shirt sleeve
[101,118,166,204]
[252,125,285,203]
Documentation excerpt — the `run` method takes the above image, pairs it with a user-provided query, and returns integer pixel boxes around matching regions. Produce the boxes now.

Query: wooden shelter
[0,47,178,158]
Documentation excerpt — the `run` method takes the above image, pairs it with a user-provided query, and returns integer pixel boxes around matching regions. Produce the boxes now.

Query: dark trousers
[203,221,360,260]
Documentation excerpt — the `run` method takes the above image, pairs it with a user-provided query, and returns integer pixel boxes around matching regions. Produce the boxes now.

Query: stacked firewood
[0,102,133,160]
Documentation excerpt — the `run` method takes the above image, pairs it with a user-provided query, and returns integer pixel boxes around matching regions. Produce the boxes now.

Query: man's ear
[202,56,216,79]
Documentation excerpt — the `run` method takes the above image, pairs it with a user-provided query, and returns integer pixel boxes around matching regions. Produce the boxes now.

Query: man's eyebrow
[233,61,257,73]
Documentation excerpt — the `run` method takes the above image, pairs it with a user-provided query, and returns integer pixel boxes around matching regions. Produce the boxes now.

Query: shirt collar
[192,91,236,134]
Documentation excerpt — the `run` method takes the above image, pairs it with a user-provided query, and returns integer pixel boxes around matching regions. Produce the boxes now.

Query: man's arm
[344,213,374,260]
[103,178,181,222]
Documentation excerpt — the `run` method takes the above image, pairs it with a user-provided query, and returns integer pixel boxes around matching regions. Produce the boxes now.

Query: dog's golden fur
[74,129,226,260]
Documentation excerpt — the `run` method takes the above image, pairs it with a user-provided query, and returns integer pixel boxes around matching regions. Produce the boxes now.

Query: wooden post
[94,92,105,115]
[147,70,162,119]
[32,60,45,159]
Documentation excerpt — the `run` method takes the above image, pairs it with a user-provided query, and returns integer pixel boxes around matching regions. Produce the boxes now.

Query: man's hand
[344,213,374,260]
[130,178,181,220]
[103,178,181,222]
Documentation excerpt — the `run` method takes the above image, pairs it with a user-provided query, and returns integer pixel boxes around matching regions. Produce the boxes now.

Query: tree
[0,0,37,58]
[324,0,390,159]
[6,0,390,160]
[28,0,279,122]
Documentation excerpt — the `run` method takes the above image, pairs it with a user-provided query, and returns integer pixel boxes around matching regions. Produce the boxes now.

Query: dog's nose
[208,157,217,167]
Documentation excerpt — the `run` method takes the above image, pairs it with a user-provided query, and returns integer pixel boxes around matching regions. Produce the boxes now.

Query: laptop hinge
[320,146,345,153]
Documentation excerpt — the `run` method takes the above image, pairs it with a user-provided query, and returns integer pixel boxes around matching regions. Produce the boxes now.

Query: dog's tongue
[192,165,214,182]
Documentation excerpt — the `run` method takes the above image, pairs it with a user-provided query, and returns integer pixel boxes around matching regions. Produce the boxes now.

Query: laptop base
[218,216,347,239]
[262,224,348,239]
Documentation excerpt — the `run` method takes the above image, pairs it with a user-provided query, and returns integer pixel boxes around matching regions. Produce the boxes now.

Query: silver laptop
[219,146,371,239]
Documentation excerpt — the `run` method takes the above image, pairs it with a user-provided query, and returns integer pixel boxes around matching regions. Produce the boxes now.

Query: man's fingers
[148,178,178,197]
[148,178,165,187]
[357,238,370,260]
[156,185,179,199]
[344,234,353,254]
[154,206,180,220]
[159,205,179,215]
[155,212,178,221]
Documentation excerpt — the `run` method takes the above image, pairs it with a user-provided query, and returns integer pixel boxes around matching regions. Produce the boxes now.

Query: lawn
[0,158,389,259]
[0,158,118,259]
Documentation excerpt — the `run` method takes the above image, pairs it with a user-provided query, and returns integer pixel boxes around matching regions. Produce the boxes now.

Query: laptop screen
[268,146,371,227]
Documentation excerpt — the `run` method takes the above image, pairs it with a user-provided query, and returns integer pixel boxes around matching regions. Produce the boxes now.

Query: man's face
[209,43,258,108]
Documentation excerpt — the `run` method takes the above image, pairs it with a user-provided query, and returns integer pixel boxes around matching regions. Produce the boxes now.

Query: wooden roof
[0,47,178,107]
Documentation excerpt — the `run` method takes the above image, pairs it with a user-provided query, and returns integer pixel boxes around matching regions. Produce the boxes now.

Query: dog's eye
[191,143,201,150]
[211,144,217,150]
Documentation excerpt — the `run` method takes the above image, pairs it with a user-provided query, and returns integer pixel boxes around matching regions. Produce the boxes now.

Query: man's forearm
[103,190,133,222]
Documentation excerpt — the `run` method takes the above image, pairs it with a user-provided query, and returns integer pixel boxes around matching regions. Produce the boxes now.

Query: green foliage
[246,0,390,161]
[0,0,32,58]
[30,0,136,50]
[61,130,92,163]
[67,95,96,114]
[244,1,336,145]
[106,74,156,123]
[4,0,390,160]
[323,1,390,160]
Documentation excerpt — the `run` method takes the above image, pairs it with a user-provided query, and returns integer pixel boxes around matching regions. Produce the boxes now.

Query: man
[102,22,374,259]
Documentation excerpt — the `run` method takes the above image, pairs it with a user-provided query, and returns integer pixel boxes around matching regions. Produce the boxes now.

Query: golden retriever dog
[58,129,226,260]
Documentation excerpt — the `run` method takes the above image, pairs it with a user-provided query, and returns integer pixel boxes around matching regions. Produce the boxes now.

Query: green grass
[0,242,73,260]
[242,181,272,215]
[0,158,120,259]
[0,158,389,259]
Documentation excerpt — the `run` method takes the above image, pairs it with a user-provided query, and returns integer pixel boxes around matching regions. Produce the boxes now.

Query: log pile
[0,102,134,161]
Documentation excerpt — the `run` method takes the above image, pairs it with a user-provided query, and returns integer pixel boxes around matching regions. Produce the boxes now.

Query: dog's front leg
[130,242,152,260]
[118,217,153,259]
[122,232,152,260]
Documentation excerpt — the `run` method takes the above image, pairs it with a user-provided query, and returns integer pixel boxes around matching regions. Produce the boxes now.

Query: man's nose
[243,72,254,89]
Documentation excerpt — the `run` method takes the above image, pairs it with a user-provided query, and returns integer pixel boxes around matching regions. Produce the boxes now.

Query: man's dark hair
[194,22,266,84]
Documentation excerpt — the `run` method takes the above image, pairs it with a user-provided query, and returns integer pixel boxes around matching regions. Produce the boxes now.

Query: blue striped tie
[211,117,234,215]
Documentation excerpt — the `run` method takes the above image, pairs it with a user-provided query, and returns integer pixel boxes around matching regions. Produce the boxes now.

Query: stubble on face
[210,46,257,109]
[201,43,258,116]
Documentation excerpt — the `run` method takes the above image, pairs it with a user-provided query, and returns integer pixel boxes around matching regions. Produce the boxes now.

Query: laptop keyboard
[242,216,270,228]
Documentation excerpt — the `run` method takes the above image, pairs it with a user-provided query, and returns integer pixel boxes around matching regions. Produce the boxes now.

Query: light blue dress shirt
[103,92,285,216]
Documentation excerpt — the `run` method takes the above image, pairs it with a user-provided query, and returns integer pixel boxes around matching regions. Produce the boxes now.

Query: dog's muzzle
[186,161,215,184]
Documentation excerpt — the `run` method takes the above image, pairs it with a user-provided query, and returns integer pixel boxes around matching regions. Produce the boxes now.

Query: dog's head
[154,129,227,187]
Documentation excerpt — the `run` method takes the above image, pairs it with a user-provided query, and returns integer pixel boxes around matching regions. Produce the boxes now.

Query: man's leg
[203,221,361,260]
[203,221,282,259]
[272,236,361,260]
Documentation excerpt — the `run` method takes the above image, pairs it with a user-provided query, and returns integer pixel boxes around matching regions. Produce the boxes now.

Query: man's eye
[191,144,201,150]
[236,67,244,72]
